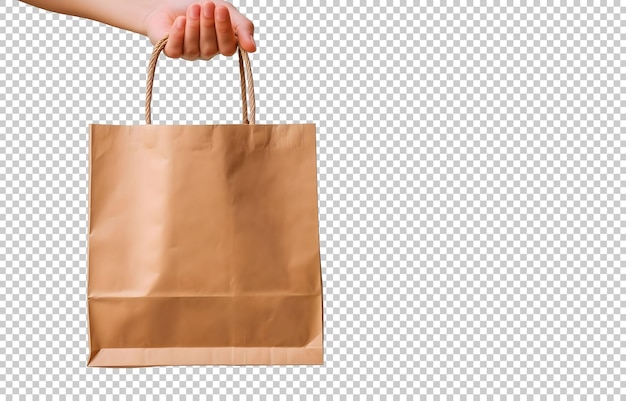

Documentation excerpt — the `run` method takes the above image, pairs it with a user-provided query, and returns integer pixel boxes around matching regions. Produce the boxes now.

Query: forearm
[19,0,157,36]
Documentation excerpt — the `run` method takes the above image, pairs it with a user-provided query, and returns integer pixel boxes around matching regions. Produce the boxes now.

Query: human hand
[143,1,256,60]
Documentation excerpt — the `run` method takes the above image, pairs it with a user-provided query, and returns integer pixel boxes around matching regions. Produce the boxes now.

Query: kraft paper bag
[87,35,323,367]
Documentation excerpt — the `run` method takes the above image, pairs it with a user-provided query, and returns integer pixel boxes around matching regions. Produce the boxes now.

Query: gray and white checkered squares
[0,1,623,398]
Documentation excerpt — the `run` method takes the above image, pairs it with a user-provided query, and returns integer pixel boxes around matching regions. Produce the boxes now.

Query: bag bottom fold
[88,345,323,367]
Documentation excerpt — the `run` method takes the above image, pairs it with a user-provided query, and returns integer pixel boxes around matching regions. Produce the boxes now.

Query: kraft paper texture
[87,123,323,367]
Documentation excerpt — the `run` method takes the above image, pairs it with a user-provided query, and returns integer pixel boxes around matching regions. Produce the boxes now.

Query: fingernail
[190,4,200,19]
[202,3,211,18]
[176,17,185,28]
[216,7,228,21]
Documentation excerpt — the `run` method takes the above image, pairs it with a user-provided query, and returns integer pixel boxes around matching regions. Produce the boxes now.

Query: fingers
[182,4,201,60]
[199,2,218,59]
[214,5,237,56]
[164,16,185,58]
[165,2,256,60]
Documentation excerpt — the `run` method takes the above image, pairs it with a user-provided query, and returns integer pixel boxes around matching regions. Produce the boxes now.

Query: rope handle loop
[145,34,255,125]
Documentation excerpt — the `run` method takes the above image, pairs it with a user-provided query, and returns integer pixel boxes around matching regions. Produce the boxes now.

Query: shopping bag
[87,35,323,367]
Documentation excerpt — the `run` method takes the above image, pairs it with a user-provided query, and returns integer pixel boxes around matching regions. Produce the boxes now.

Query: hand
[143,1,256,60]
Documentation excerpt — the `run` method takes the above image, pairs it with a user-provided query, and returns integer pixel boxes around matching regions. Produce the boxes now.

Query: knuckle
[221,47,236,56]
[200,45,216,57]
[165,48,182,58]
[185,50,200,59]
[216,25,231,34]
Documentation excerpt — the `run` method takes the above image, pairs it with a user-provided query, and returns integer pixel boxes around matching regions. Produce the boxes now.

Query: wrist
[120,0,159,37]
[71,0,158,37]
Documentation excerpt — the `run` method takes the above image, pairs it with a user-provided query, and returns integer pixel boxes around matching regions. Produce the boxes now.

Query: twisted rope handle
[145,34,256,125]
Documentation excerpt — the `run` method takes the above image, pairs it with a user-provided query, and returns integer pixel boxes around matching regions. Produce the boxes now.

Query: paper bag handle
[146,34,256,125]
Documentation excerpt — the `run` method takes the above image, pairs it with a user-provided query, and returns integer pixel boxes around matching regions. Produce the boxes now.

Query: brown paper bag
[86,35,323,367]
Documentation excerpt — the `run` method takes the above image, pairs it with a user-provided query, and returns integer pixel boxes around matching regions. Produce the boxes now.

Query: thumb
[231,14,256,52]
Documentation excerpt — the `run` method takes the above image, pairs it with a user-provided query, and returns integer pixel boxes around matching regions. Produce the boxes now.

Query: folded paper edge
[88,123,317,128]
[88,346,324,367]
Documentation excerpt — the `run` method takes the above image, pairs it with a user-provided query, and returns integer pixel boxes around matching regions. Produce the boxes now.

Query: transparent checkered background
[0,1,623,399]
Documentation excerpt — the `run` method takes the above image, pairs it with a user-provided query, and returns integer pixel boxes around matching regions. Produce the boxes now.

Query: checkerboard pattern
[1,2,623,398]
